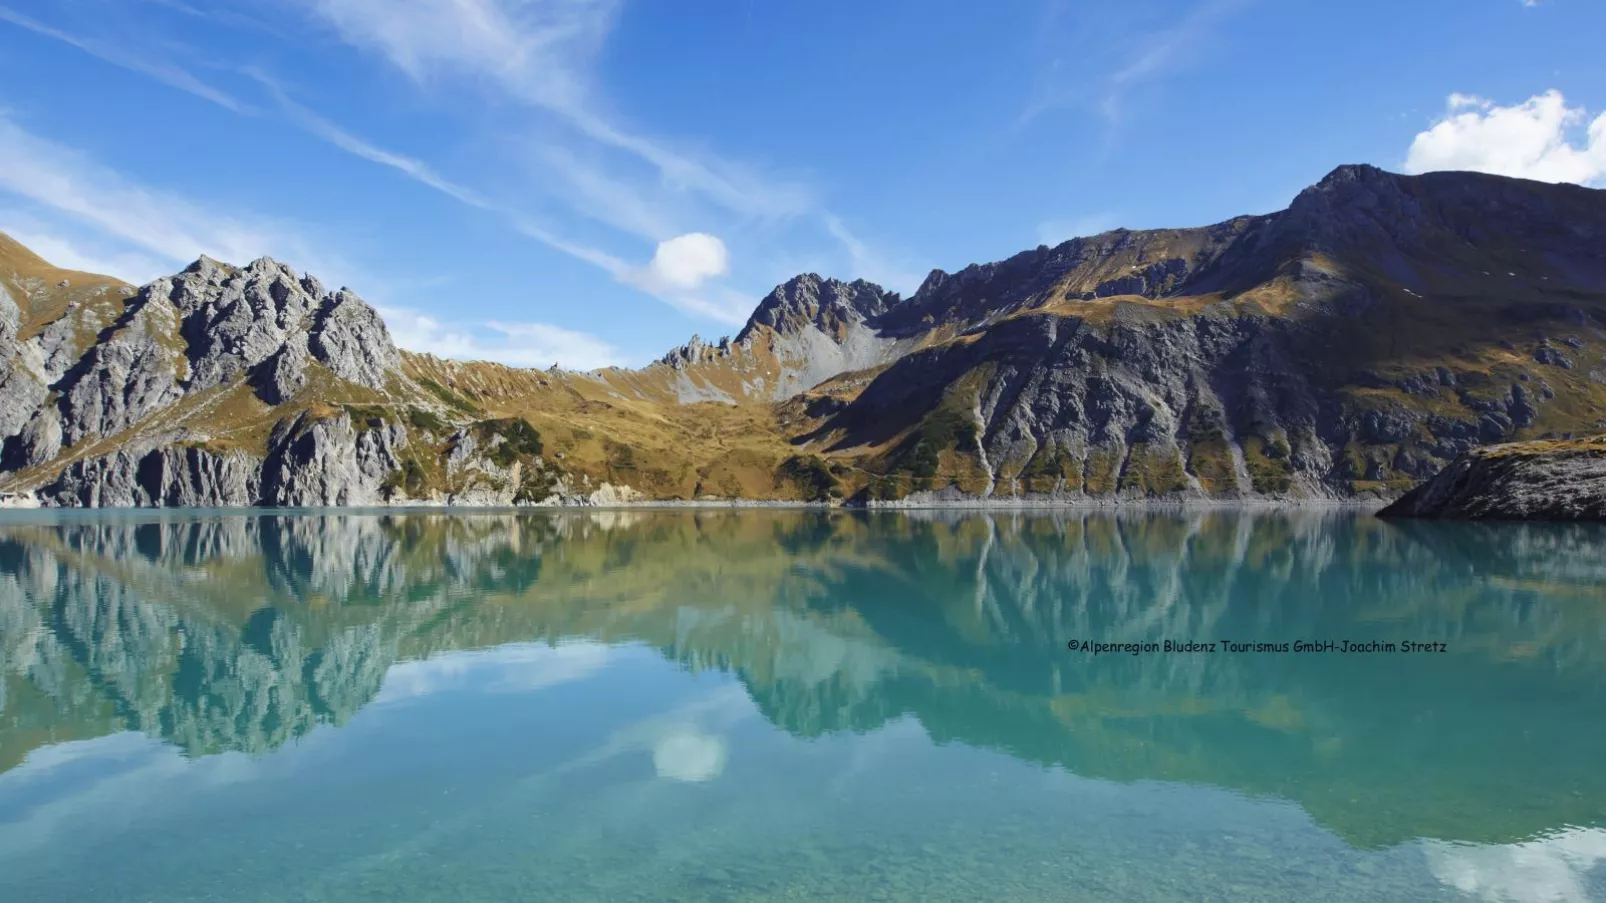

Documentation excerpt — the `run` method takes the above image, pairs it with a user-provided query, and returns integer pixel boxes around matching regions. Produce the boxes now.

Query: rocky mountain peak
[0,249,406,476]
[1286,163,1414,220]
[1311,163,1392,190]
[657,332,735,370]
[184,254,222,270]
[737,273,896,342]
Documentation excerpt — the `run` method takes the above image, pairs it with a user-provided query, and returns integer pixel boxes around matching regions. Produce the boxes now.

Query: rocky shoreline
[1379,436,1606,522]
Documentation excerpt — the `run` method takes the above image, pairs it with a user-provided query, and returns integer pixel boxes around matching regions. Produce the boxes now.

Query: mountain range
[1,163,1604,508]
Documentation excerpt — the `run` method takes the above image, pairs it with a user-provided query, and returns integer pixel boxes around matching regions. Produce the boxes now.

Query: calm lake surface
[1,509,1604,902]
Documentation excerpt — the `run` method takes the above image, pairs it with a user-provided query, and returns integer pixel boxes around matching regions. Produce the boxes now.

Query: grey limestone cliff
[807,166,1606,503]
[5,164,1606,508]
[0,252,620,508]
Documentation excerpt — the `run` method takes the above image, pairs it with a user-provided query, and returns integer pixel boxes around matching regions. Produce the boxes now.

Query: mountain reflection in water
[1,509,1604,902]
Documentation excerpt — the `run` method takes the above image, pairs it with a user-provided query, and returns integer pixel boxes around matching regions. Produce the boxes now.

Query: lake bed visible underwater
[1,509,1603,902]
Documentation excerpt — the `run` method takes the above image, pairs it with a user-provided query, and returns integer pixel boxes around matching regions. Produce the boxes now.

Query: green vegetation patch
[382,457,429,498]
[1019,445,1079,494]
[1185,405,1238,493]
[603,439,636,477]
[887,407,980,483]
[514,466,559,504]
[1120,444,1191,496]
[1083,449,1121,495]
[776,455,841,502]
[1242,434,1293,494]
[473,418,544,467]
[860,474,910,503]
[344,405,390,432]
[418,377,482,415]
[406,407,449,434]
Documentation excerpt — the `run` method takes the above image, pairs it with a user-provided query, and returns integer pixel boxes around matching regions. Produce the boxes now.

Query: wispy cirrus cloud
[1016,0,1252,130]
[0,215,167,284]
[377,306,626,370]
[2,1,768,321]
[0,4,249,112]
[0,112,310,269]
[0,111,622,369]
[823,215,925,296]
[0,0,911,332]
[250,69,732,319]
[300,0,814,223]
[296,0,886,296]
[246,69,497,211]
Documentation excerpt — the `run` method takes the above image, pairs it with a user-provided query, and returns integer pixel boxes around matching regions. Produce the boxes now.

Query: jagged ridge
[2,164,1605,508]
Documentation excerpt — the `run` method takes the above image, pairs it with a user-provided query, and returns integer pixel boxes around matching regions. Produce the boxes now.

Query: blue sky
[1,0,1603,369]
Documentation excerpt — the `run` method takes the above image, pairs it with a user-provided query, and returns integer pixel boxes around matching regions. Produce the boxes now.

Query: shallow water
[0,508,1604,902]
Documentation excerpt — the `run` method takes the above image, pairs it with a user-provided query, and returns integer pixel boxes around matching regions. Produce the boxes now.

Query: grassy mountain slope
[2,164,1604,506]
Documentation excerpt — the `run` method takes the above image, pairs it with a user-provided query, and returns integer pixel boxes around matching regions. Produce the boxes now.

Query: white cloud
[303,0,809,222]
[642,233,729,291]
[374,641,613,703]
[0,220,166,284]
[1425,827,1606,903]
[1404,90,1606,186]
[376,304,624,370]
[0,112,346,278]
[651,725,727,783]
[5,1,892,329]
[250,69,495,211]
[823,215,924,296]
[298,0,890,308]
[0,5,247,112]
[254,67,757,324]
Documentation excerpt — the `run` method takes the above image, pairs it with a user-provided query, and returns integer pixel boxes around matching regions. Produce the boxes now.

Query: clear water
[1,509,1604,902]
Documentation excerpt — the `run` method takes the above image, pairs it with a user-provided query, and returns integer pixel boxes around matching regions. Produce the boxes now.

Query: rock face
[800,166,1606,503]
[3,164,1606,507]
[1378,437,1606,521]
[45,444,260,507]
[0,246,612,508]
[656,274,916,400]
[0,251,423,507]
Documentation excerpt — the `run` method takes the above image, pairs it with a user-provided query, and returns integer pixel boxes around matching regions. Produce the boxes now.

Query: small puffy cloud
[651,725,727,783]
[376,305,624,370]
[644,232,729,290]
[1404,90,1606,186]
[611,231,753,324]
[1425,827,1606,903]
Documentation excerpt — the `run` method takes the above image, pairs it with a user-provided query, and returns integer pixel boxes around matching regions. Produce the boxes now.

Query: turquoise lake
[1,509,1603,902]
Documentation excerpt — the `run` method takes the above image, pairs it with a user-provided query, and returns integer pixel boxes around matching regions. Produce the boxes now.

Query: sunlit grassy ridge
[4,167,1606,504]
